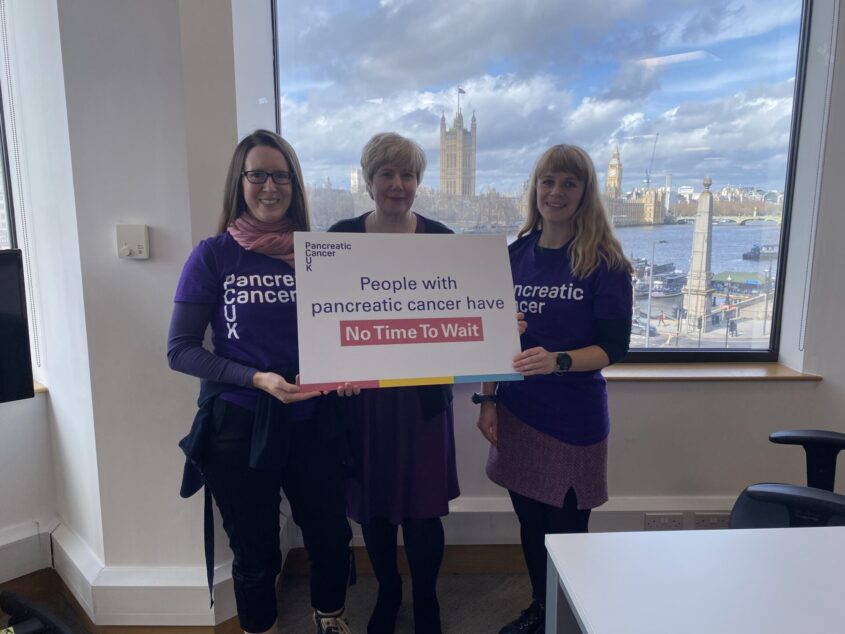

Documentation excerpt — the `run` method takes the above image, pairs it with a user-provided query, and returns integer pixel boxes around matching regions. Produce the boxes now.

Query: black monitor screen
[0,249,34,403]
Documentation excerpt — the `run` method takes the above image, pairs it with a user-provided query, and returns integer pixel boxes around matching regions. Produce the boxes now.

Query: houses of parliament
[322,113,669,231]
[439,107,476,197]
[604,146,668,226]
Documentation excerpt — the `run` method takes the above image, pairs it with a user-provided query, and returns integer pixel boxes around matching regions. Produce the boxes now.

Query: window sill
[29,368,818,392]
[604,362,821,382]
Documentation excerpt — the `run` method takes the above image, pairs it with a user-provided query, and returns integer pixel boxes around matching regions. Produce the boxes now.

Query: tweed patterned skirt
[486,404,608,509]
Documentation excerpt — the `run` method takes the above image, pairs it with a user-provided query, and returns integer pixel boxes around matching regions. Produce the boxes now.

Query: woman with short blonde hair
[331,132,457,634]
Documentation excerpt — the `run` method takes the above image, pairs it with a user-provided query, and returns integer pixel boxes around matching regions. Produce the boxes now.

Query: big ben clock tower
[606,146,622,199]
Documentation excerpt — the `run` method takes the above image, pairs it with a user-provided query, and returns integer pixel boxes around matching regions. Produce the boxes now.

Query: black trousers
[204,398,352,633]
[509,488,591,603]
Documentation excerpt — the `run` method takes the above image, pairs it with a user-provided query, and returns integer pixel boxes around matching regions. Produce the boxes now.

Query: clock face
[608,168,617,177]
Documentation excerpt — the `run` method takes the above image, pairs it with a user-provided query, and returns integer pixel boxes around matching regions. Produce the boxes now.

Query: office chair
[729,429,845,529]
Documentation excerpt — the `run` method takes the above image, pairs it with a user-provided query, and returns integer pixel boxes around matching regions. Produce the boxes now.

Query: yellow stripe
[380,376,454,388]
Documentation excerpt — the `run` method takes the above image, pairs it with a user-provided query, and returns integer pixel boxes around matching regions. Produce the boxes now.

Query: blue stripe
[453,373,523,384]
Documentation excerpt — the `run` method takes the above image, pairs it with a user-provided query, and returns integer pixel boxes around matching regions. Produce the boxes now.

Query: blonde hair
[360,132,427,188]
[519,144,633,278]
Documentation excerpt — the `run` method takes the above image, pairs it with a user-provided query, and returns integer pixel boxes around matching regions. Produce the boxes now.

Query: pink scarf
[227,214,296,268]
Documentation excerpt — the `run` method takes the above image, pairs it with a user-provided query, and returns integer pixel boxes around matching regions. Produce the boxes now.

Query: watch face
[556,352,572,373]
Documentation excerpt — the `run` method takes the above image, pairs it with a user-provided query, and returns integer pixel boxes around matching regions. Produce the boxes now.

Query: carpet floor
[278,572,532,633]
[1,572,533,633]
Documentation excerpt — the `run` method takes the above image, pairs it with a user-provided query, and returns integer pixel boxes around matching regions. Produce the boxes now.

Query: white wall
[0,393,56,584]
[0,0,257,624]
[0,0,105,567]
[54,0,204,569]
[0,0,843,626]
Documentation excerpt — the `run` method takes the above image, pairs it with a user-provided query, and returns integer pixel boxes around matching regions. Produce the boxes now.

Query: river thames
[614,222,781,279]
[499,221,783,349]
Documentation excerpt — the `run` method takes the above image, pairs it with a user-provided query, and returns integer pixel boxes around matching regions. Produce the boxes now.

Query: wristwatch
[472,392,497,404]
[554,352,572,375]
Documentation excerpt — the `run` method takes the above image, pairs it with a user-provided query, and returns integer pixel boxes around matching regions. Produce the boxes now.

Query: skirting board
[50,523,243,626]
[294,495,738,546]
[448,495,736,540]
[24,496,734,626]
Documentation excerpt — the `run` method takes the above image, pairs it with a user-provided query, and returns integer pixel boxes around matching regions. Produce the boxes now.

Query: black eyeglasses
[241,170,293,185]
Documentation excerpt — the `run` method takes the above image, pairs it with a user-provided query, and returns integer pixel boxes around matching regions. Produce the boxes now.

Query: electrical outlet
[693,512,730,530]
[644,512,684,530]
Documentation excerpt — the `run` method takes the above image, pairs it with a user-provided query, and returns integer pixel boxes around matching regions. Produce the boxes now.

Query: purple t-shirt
[174,232,309,414]
[497,232,633,445]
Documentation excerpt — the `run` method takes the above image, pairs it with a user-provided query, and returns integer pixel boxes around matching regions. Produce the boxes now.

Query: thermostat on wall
[116,224,150,260]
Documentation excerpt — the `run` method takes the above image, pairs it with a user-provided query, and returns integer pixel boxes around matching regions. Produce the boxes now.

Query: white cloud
[661,0,800,49]
[276,0,801,192]
[639,51,716,67]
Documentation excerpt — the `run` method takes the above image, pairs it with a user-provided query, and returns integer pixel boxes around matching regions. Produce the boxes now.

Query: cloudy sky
[276,0,801,194]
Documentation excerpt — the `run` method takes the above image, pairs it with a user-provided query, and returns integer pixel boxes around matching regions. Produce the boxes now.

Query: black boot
[498,600,545,634]
[411,593,441,634]
[363,518,403,634]
[403,518,444,634]
[367,582,402,634]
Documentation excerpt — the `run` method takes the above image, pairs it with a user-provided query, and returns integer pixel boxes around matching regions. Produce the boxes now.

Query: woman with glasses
[168,130,354,634]
[329,132,459,634]
[476,145,633,634]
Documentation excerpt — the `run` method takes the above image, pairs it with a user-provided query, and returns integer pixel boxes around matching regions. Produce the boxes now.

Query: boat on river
[742,244,779,260]
[634,269,686,298]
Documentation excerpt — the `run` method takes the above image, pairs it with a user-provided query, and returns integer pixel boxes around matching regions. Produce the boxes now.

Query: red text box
[340,317,484,346]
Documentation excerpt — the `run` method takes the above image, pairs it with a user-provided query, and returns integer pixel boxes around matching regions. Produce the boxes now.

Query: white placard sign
[294,231,523,390]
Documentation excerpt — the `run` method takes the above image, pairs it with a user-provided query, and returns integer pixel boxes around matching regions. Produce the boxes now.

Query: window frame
[270,0,813,363]
[625,0,810,363]
[0,77,16,250]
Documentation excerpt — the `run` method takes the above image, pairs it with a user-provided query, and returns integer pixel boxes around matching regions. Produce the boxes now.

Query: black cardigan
[328,211,453,419]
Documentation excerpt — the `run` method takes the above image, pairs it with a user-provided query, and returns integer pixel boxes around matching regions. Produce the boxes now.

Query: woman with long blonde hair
[475,144,633,634]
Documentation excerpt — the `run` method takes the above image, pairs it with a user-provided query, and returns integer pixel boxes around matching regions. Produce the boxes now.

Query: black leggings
[509,488,591,602]
[204,398,352,633]
[361,516,444,632]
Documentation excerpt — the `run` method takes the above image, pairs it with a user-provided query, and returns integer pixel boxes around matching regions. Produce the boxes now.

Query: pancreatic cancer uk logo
[222,272,296,339]
[303,240,352,272]
[514,282,584,314]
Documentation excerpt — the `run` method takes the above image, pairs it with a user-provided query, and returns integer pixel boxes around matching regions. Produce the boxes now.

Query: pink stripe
[298,380,381,391]
[339,317,484,346]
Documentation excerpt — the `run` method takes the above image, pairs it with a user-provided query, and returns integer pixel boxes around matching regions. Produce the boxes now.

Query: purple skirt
[486,404,608,509]
[345,386,460,525]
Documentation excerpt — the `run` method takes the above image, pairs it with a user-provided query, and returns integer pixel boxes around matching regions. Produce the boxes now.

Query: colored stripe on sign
[298,373,523,392]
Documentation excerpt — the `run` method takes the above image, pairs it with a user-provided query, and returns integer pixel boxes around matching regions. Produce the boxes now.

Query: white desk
[545,526,845,633]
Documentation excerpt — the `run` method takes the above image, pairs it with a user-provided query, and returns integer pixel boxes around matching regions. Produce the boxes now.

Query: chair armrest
[769,430,845,491]
[745,483,845,519]
[770,429,845,449]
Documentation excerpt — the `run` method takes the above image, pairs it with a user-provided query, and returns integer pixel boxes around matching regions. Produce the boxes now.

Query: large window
[275,0,806,358]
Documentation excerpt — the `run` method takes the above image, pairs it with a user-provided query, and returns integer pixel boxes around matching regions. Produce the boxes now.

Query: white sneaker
[314,609,352,634]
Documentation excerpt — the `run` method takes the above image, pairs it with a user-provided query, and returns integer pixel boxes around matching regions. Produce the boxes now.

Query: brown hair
[218,129,310,234]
